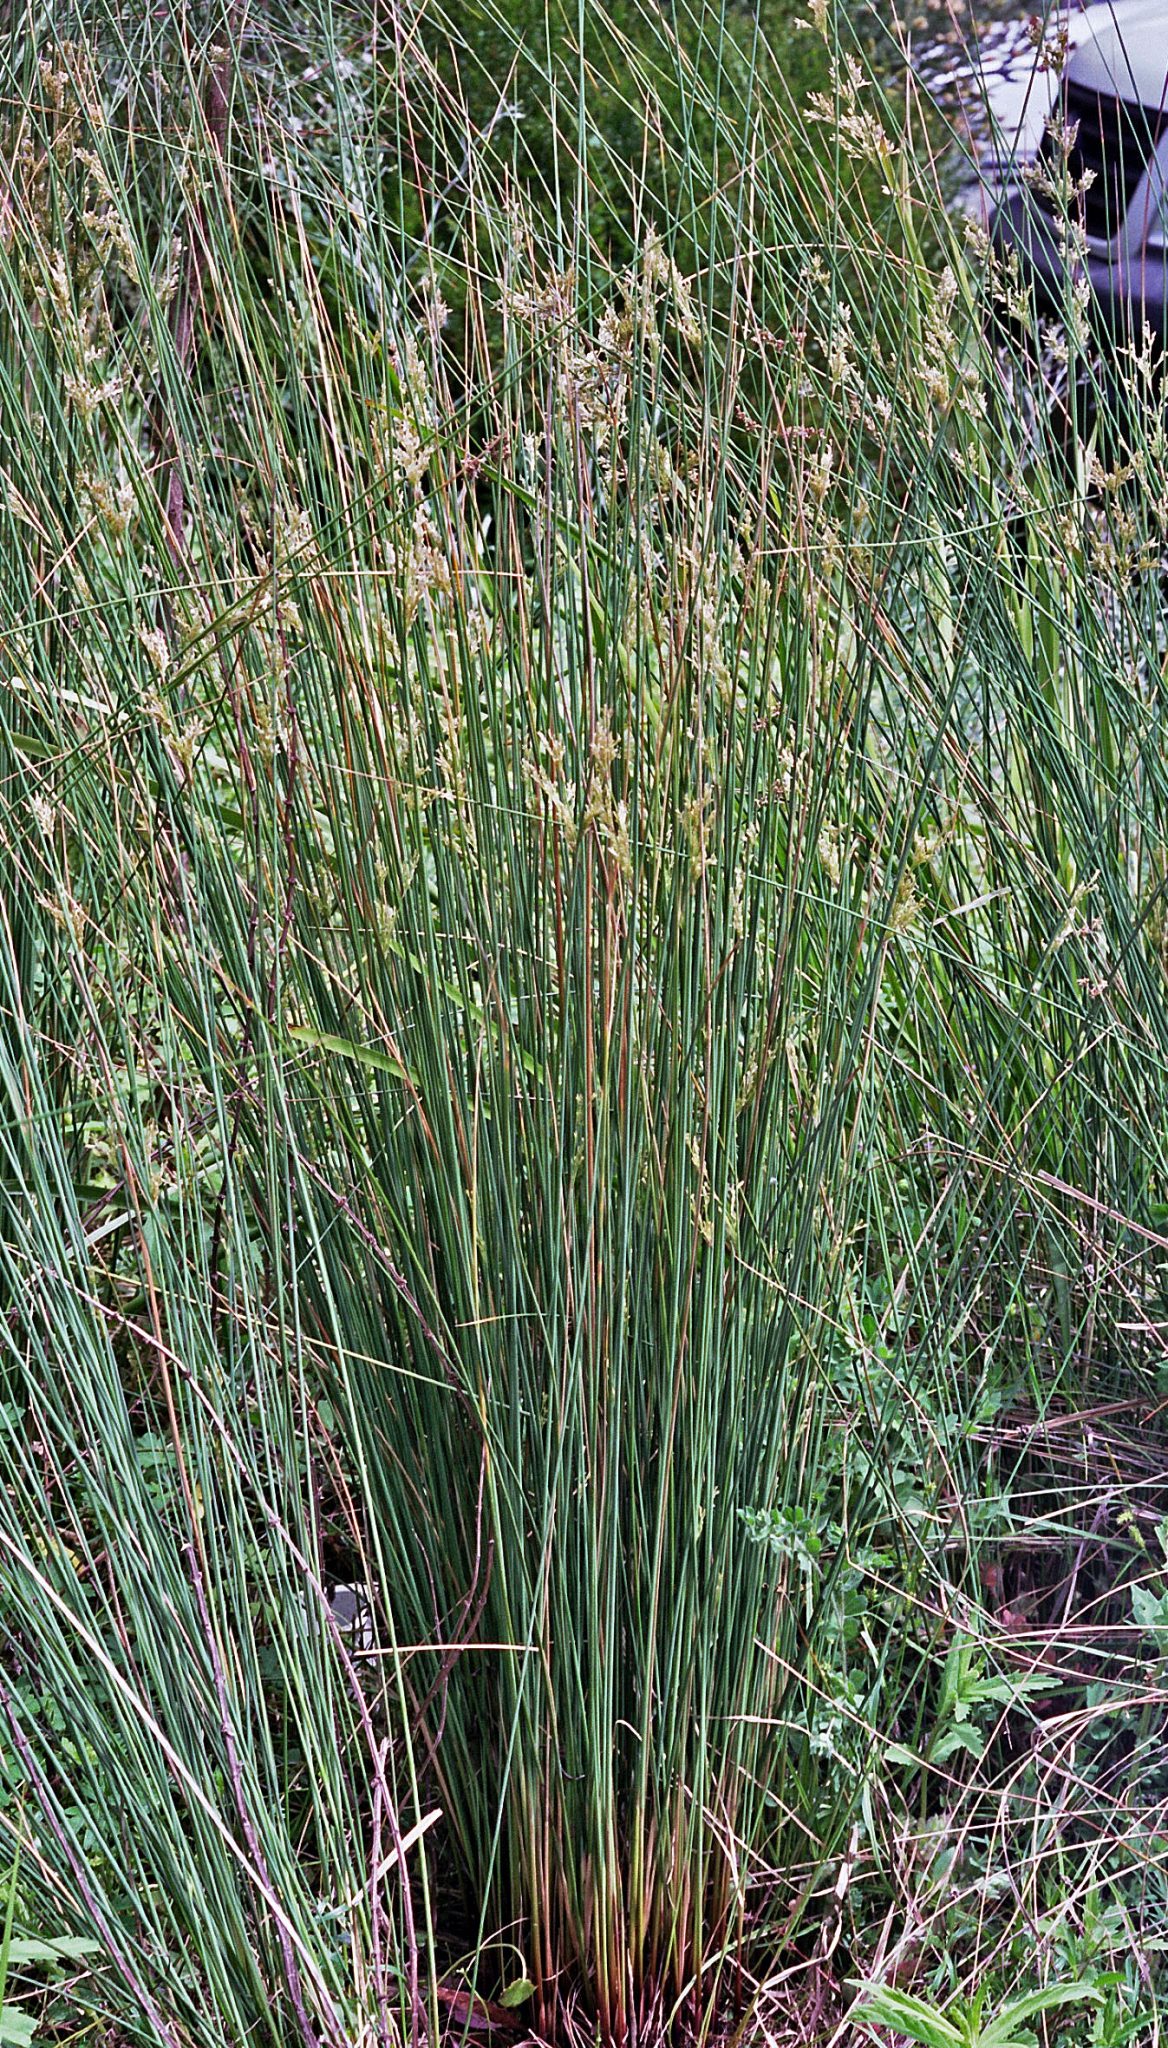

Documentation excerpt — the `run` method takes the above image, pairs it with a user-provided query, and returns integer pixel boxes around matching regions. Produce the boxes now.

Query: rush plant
[2,2,1168,2046]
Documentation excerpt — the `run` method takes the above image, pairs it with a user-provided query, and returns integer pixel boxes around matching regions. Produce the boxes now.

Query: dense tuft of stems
[2,2,1168,2044]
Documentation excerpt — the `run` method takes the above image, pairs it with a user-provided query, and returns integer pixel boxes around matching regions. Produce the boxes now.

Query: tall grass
[2,1,1168,2043]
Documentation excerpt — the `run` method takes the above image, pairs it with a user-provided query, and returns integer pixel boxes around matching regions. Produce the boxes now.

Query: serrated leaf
[0,2009,37,2047]
[931,1721,985,1763]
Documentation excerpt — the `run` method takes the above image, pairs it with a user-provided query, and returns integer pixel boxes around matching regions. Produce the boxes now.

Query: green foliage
[2,0,1168,2043]
[0,1837,98,2048]
[853,1981,1102,2048]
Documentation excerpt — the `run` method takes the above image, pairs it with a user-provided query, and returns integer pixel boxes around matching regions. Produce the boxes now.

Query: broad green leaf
[851,1984,965,2048]
[980,1983,1101,2047]
[499,1978,536,2009]
[1130,1583,1168,1649]
[884,1742,924,1770]
[5,1938,100,1965]
[931,1721,986,1763]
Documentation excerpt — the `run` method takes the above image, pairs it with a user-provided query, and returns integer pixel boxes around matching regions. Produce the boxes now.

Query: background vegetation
[2,2,1168,2045]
